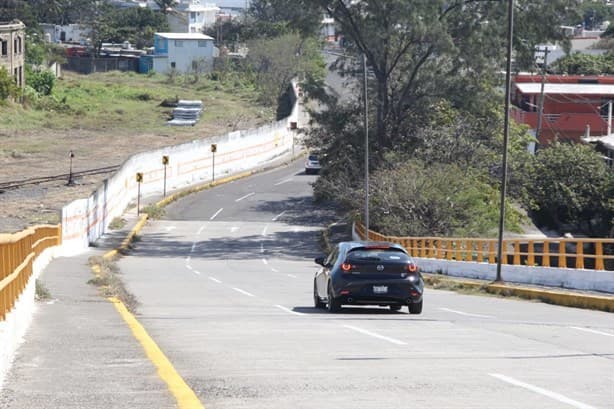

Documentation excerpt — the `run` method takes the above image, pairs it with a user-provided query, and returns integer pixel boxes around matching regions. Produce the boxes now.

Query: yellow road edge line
[109,297,205,409]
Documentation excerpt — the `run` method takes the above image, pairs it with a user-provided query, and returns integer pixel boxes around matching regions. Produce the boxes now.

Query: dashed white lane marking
[232,287,255,297]
[272,210,287,221]
[208,277,222,283]
[197,225,206,235]
[439,307,493,319]
[210,208,223,220]
[191,243,197,252]
[262,258,269,265]
[230,226,239,233]
[274,177,294,186]
[165,226,176,232]
[261,224,269,236]
[193,270,201,276]
[569,326,614,337]
[489,373,597,409]
[186,256,191,263]
[342,325,407,346]
[274,305,305,316]
[260,243,265,253]
[235,192,255,202]
[186,264,193,271]
[271,268,279,273]
[287,274,297,278]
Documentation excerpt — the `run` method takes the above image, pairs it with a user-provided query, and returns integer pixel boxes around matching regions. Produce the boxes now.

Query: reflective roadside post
[211,144,217,182]
[162,155,169,197]
[136,172,143,216]
[67,150,75,186]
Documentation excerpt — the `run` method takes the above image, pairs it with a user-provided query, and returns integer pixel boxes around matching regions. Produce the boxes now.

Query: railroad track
[0,165,121,191]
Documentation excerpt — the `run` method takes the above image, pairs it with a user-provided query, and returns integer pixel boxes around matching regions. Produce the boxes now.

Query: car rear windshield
[308,155,318,161]
[346,248,410,263]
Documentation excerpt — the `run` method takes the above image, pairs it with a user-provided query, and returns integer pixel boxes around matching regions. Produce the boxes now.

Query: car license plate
[373,285,388,294]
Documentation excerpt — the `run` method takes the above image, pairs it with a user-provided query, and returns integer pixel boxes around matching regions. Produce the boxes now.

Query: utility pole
[495,0,514,283]
[362,53,370,238]
[535,46,549,143]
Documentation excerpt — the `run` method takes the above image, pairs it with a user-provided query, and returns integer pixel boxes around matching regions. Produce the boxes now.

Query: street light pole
[496,0,514,282]
[362,53,370,238]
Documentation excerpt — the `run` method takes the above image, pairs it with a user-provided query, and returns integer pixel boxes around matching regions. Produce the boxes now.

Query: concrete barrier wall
[351,224,614,293]
[61,81,300,255]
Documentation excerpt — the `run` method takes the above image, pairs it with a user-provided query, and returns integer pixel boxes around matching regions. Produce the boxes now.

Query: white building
[146,32,218,74]
[40,23,91,44]
[168,0,221,33]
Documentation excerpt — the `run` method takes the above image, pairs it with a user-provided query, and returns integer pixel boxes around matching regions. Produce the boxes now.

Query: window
[170,62,176,68]
[175,40,184,47]
[198,40,207,48]
[1,40,7,56]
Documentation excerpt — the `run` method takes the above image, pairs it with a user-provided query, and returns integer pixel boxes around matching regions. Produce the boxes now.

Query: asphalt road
[114,158,614,409]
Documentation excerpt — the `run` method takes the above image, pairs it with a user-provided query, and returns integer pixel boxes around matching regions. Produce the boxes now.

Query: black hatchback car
[313,241,424,314]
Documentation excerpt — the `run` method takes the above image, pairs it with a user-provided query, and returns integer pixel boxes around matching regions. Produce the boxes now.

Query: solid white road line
[235,192,255,202]
[232,287,255,297]
[208,277,222,283]
[272,210,287,221]
[274,305,305,316]
[489,373,597,409]
[569,326,614,337]
[210,208,223,220]
[440,307,493,319]
[342,325,407,346]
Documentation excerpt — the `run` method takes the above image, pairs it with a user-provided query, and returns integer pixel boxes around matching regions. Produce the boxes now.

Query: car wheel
[327,283,341,313]
[314,280,326,309]
[389,305,402,311]
[408,300,423,315]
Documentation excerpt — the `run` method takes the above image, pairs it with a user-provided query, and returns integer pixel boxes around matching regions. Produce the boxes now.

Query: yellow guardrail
[355,223,614,271]
[0,225,62,320]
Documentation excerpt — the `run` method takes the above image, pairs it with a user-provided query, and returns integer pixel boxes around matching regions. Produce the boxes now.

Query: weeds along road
[113,159,613,409]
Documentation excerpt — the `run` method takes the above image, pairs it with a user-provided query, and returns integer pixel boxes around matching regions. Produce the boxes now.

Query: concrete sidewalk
[0,210,176,409]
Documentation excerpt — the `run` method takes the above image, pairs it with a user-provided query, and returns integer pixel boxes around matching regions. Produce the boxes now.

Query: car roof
[338,241,407,253]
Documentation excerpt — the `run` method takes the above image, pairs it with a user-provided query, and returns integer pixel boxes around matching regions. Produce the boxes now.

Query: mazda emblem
[377,265,384,271]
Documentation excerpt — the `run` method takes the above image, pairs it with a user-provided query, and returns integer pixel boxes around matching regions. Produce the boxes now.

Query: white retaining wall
[351,225,614,293]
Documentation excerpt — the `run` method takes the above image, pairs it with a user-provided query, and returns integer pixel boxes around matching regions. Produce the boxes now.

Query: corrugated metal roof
[515,82,614,95]
[156,33,214,40]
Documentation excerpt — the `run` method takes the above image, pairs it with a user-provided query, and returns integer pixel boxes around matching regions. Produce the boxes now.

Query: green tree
[550,52,611,74]
[314,0,578,157]
[248,0,323,39]
[579,0,613,30]
[246,33,325,108]
[525,142,614,236]
[26,68,55,96]
[0,67,20,101]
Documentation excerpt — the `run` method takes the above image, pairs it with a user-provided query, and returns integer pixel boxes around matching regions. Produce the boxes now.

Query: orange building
[511,74,614,145]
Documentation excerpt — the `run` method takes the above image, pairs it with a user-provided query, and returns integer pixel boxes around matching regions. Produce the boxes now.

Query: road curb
[423,273,614,312]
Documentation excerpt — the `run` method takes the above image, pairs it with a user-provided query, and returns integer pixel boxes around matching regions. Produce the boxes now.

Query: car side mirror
[314,256,325,266]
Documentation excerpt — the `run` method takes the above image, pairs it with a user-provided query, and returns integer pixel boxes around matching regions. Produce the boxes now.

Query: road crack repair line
[489,373,597,409]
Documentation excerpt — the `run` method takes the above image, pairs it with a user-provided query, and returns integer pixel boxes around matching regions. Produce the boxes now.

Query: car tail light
[341,263,352,272]
[407,263,418,273]
[340,290,350,295]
